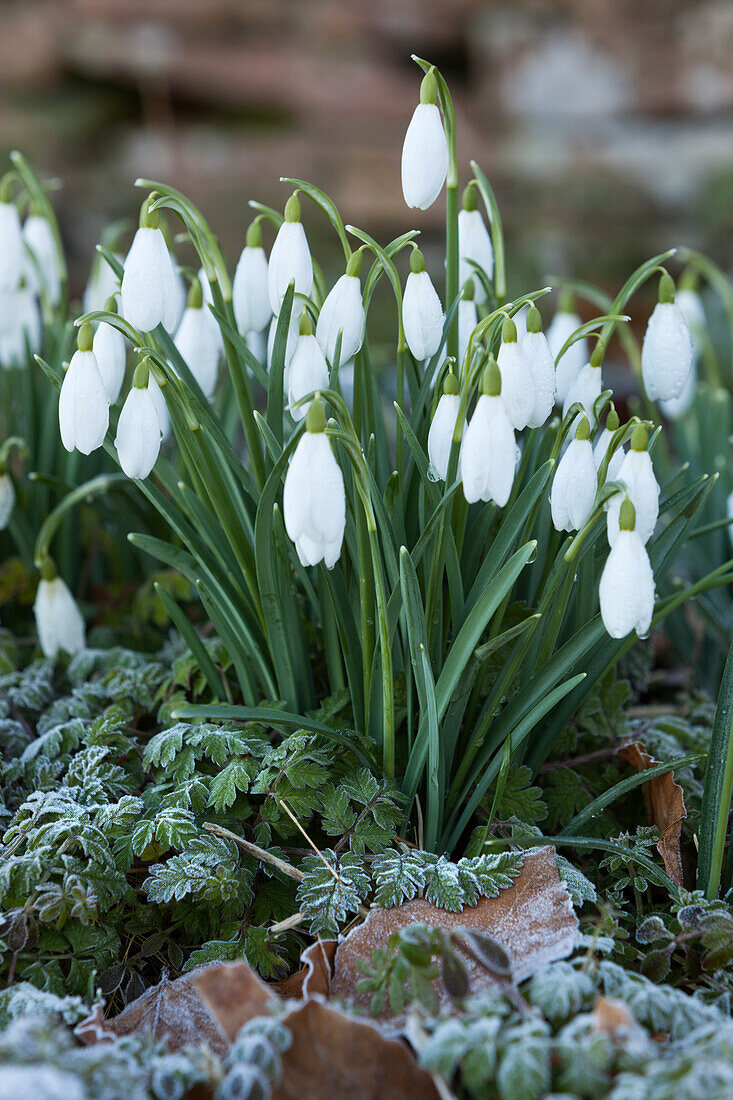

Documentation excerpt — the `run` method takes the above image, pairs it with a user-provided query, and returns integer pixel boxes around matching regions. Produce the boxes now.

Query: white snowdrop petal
[115,386,161,479]
[267,311,300,388]
[174,306,221,400]
[458,300,478,368]
[34,577,86,658]
[164,266,187,334]
[497,341,534,431]
[121,228,178,333]
[83,255,121,316]
[283,431,345,568]
[427,393,461,482]
[401,103,449,210]
[551,438,597,532]
[93,321,127,403]
[547,311,587,404]
[641,301,694,402]
[58,349,109,455]
[0,202,25,291]
[287,334,329,421]
[460,395,515,506]
[0,473,15,529]
[659,360,697,420]
[267,221,313,316]
[523,331,556,428]
[316,273,365,364]
[233,245,272,334]
[675,289,705,358]
[458,208,494,302]
[606,450,659,546]
[147,373,171,442]
[600,530,655,639]
[23,214,61,306]
[402,270,444,361]
[563,362,602,430]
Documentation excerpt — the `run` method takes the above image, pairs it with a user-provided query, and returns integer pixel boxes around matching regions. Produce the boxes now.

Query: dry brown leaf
[619,740,687,885]
[591,996,637,1038]
[330,846,579,1022]
[272,998,439,1100]
[274,939,338,1000]
[192,960,277,1042]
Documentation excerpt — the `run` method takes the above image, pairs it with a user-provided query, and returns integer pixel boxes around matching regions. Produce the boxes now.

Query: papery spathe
[550,418,597,532]
[401,71,448,210]
[34,564,86,658]
[283,401,346,569]
[402,250,444,361]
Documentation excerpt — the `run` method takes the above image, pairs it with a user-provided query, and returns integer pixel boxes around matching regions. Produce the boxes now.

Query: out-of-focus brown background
[3,0,733,296]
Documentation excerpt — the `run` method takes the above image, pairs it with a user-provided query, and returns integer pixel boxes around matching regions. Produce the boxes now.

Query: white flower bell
[288,312,330,421]
[599,498,655,639]
[548,293,588,404]
[563,342,603,431]
[641,273,694,402]
[522,305,556,429]
[115,359,163,480]
[458,280,478,369]
[402,248,444,362]
[173,277,221,401]
[121,198,179,333]
[427,373,461,482]
[401,69,449,210]
[23,212,61,307]
[458,184,494,302]
[34,558,86,658]
[606,425,659,546]
[283,396,346,568]
[92,296,127,403]
[0,198,25,291]
[551,415,597,532]
[267,193,313,316]
[0,470,15,529]
[316,251,366,365]
[460,359,515,506]
[83,252,121,316]
[58,323,109,455]
[593,405,625,483]
[497,316,533,431]
[233,219,272,335]
[658,285,704,419]
[0,282,41,367]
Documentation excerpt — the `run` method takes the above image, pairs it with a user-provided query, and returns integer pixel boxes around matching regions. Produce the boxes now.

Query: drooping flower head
[600,497,655,639]
[283,396,346,569]
[641,271,694,403]
[288,311,330,422]
[428,370,461,482]
[0,193,24,292]
[402,247,445,362]
[233,218,272,336]
[497,315,533,431]
[548,290,588,404]
[93,295,127,403]
[550,415,597,532]
[460,357,515,506]
[23,210,62,307]
[458,278,478,370]
[268,193,313,317]
[458,183,494,302]
[0,468,15,529]
[34,557,86,659]
[401,68,449,211]
[58,321,109,455]
[606,424,659,546]
[121,194,179,333]
[115,358,163,480]
[173,276,221,401]
[563,340,603,432]
[522,304,556,429]
[593,404,624,484]
[316,249,366,366]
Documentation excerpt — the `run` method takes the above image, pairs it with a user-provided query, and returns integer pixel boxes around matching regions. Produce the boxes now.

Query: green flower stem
[34,473,130,568]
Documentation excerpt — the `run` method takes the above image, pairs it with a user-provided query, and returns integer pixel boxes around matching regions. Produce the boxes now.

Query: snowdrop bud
[23,213,61,306]
[34,558,86,658]
[458,184,493,303]
[121,197,179,333]
[522,305,556,428]
[283,396,346,569]
[460,358,515,505]
[606,426,659,547]
[173,278,221,400]
[427,373,461,482]
[0,198,24,291]
[599,498,655,639]
[593,406,624,483]
[458,279,478,368]
[58,323,109,455]
[92,296,127,403]
[403,248,445,361]
[401,69,449,210]
[0,283,42,367]
[497,316,534,431]
[0,470,15,529]
[548,292,588,404]
[563,342,603,431]
[233,220,272,335]
[641,273,694,402]
[551,416,597,532]
[316,250,366,365]
[115,359,162,480]
[288,312,329,421]
[267,193,313,316]
[148,371,171,442]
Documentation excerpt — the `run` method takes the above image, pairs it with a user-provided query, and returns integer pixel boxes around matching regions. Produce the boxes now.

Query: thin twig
[203,822,305,882]
[277,798,344,886]
[269,912,305,935]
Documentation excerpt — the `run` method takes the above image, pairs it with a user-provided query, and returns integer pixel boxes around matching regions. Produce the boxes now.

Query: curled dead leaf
[619,740,687,885]
[274,939,338,1000]
[192,960,277,1042]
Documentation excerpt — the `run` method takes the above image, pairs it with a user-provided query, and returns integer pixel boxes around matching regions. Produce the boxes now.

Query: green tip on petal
[619,497,636,532]
[558,288,575,313]
[410,248,426,274]
[502,316,517,344]
[420,70,439,106]
[246,219,262,248]
[306,395,326,433]
[140,193,160,230]
[606,406,620,432]
[443,371,459,396]
[299,310,313,336]
[40,557,57,582]
[590,342,604,368]
[462,183,478,212]
[659,271,675,304]
[346,250,363,279]
[284,193,301,223]
[133,358,150,389]
[77,322,93,353]
[187,277,203,310]
[575,415,591,441]
[526,305,542,334]
[630,424,648,452]
[483,357,501,397]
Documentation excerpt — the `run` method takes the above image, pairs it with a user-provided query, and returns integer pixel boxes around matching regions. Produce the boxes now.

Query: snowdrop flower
[246,328,267,364]
[563,342,603,431]
[497,316,533,431]
[58,322,109,455]
[0,282,41,367]
[115,359,163,480]
[148,372,171,442]
[658,284,703,419]
[268,193,313,316]
[283,396,345,568]
[0,198,25,291]
[641,272,693,402]
[522,305,556,428]
[121,197,179,333]
[593,406,624,483]
[267,307,300,382]
[288,312,330,421]
[0,470,14,529]
[659,361,697,420]
[92,296,126,403]
[551,416,597,532]
[83,252,121,315]
[427,373,461,482]
[402,248,444,361]
[599,498,655,639]
[34,558,85,658]
[316,250,366,365]
[165,263,187,335]
[548,292,588,404]
[458,280,478,368]
[458,184,493,302]
[606,426,659,546]
[460,358,515,506]
[23,212,61,306]
[173,277,221,401]
[401,69,449,210]
[233,219,272,336]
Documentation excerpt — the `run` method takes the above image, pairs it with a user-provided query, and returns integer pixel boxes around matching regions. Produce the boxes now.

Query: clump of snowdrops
[10,59,733,853]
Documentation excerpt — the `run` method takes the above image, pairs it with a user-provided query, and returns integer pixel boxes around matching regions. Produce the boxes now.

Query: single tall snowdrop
[92,296,127,403]
[593,405,624,483]
[606,425,659,546]
[0,470,14,529]
[551,416,597,532]
[283,396,346,569]
[563,342,603,431]
[288,312,330,421]
[115,359,163,480]
[268,193,313,316]
[23,211,61,306]
[599,498,655,639]
[458,184,493,302]
[401,68,449,210]
[460,358,515,506]
[497,316,534,431]
[121,196,179,333]
[548,291,588,404]
[658,285,705,419]
[233,219,272,336]
[173,277,221,401]
[458,279,478,369]
[427,372,461,482]
[402,248,444,361]
[58,322,109,455]
[0,196,24,291]
[34,558,86,658]
[316,250,366,365]
[641,272,693,402]
[522,305,556,428]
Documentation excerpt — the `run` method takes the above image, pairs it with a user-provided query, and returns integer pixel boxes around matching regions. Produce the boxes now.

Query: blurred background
[2,0,733,300]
